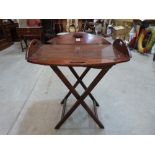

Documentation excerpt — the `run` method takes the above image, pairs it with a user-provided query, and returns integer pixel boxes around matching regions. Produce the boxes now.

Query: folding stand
[51,65,112,129]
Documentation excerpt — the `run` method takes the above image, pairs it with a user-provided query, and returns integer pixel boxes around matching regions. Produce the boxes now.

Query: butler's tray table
[26,32,130,129]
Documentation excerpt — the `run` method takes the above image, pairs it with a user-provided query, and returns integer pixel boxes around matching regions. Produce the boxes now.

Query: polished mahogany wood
[26,32,130,68]
[48,32,111,45]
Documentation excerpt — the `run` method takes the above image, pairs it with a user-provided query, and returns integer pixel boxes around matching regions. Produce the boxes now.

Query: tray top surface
[27,32,130,67]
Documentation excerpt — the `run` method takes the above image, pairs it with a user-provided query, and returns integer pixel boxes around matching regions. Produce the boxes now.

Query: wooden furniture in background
[2,22,19,42]
[0,20,19,51]
[17,27,42,52]
[0,25,11,51]
[26,32,130,129]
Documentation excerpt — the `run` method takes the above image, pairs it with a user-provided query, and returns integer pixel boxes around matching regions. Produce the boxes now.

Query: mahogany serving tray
[26,32,130,68]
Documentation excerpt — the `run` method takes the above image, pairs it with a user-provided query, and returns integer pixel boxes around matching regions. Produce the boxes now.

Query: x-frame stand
[51,65,112,129]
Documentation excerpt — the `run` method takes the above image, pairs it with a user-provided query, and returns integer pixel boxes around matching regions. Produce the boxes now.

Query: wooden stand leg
[20,40,24,52]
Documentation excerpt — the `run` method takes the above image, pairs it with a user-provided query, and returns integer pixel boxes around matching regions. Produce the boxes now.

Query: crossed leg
[69,67,100,106]
[51,66,111,129]
[60,67,99,106]
[60,67,90,104]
